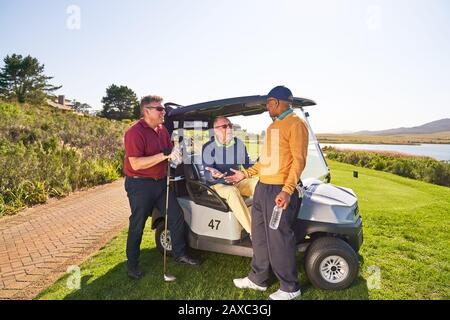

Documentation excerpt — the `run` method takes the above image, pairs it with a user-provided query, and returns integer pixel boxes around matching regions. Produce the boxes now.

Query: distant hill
[355,118,450,135]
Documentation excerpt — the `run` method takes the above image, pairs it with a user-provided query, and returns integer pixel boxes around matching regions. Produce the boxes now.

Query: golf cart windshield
[295,109,330,182]
[166,95,330,182]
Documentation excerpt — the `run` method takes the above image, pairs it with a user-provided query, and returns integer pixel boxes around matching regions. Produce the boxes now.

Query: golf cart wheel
[304,237,359,290]
[155,221,173,256]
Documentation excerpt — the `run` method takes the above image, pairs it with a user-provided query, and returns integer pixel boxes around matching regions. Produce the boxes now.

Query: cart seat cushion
[244,196,253,207]
[184,155,252,208]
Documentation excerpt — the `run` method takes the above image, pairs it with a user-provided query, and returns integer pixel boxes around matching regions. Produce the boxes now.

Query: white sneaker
[269,289,302,300]
[233,277,267,291]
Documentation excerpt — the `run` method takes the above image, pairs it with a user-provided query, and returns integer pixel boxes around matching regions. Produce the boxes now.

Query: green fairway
[36,160,450,300]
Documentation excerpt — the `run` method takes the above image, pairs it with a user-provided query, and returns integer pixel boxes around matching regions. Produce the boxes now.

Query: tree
[72,100,92,114]
[100,84,138,120]
[0,54,61,104]
[133,101,141,119]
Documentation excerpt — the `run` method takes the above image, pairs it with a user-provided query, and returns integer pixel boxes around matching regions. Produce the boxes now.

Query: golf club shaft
[163,160,170,277]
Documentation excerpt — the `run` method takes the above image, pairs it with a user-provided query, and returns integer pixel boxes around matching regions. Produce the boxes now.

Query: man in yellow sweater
[225,86,308,300]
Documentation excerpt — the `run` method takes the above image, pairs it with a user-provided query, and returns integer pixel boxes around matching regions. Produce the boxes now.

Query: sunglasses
[146,106,165,112]
[214,123,233,129]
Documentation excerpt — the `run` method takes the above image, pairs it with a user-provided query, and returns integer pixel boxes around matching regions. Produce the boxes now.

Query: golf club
[163,159,176,282]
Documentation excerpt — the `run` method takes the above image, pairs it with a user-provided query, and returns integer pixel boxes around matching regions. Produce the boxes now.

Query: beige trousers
[211,177,258,235]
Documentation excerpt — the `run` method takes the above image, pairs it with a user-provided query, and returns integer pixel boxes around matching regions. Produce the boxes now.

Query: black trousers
[248,182,301,292]
[125,177,186,268]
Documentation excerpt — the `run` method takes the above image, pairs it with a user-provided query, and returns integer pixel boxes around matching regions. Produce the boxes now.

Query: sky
[0,0,449,133]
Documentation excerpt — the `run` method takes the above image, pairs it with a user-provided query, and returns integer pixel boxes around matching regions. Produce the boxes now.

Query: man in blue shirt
[202,116,258,236]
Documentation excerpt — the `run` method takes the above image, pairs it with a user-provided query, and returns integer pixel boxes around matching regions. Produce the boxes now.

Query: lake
[320,143,450,161]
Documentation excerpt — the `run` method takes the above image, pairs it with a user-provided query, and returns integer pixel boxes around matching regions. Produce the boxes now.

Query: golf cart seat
[243,196,253,207]
[183,157,230,212]
[183,155,253,212]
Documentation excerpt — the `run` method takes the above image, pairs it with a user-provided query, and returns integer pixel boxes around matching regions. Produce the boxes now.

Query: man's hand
[224,168,245,184]
[275,191,291,209]
[205,167,226,179]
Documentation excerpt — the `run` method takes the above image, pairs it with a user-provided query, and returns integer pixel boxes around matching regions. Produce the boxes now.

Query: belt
[127,176,165,181]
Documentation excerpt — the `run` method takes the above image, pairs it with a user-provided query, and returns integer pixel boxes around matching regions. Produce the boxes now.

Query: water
[269,205,283,230]
[321,143,450,161]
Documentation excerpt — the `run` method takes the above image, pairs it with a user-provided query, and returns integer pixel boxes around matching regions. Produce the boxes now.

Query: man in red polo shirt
[124,95,199,280]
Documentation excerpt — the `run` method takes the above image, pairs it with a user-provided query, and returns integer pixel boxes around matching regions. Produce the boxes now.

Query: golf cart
[152,95,363,290]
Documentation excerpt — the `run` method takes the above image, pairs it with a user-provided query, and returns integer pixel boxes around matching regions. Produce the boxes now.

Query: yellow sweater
[243,112,309,195]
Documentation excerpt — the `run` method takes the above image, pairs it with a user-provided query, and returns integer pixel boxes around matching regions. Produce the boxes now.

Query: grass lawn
[36,160,450,300]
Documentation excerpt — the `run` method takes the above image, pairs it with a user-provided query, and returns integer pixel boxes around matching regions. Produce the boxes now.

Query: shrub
[0,101,129,215]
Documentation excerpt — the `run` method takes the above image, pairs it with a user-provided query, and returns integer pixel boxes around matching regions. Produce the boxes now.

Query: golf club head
[164,273,176,282]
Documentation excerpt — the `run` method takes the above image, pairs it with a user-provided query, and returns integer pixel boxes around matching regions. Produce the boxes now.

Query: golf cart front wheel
[304,237,359,290]
[155,221,173,256]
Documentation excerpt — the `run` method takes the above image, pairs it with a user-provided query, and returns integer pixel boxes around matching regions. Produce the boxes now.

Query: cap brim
[262,94,293,102]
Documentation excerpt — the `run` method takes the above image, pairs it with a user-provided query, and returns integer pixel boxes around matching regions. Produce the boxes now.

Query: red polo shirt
[123,118,173,179]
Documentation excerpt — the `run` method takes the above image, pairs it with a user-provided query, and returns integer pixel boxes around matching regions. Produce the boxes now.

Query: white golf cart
[152,95,363,290]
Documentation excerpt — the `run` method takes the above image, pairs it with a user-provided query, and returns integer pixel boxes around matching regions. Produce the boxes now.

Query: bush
[0,101,129,216]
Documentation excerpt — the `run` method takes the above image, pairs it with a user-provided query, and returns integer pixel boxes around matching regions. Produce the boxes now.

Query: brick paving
[0,179,130,299]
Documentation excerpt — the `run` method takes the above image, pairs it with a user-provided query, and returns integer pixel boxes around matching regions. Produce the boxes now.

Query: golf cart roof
[166,95,316,121]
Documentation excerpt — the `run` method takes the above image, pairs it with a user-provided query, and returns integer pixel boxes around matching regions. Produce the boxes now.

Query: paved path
[0,179,130,299]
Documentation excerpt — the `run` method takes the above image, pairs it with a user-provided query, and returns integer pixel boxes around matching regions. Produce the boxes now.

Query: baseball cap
[266,86,294,102]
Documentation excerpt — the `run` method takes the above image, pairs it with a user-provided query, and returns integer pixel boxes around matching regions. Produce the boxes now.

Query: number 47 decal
[208,219,221,230]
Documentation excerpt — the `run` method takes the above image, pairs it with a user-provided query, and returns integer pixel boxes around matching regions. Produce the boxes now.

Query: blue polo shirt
[201,137,253,185]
